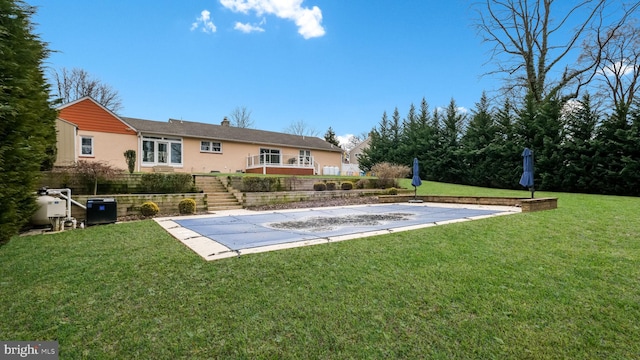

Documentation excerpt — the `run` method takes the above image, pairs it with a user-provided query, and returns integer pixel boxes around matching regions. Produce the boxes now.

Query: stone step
[195,175,244,210]
[208,196,241,205]
[208,205,244,212]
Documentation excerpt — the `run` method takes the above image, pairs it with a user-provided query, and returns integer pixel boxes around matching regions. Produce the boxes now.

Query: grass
[1,181,639,359]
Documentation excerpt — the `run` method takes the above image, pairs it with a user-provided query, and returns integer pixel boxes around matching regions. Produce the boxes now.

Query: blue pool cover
[174,204,505,251]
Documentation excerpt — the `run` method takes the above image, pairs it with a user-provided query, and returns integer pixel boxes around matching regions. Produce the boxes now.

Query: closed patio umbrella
[410,158,423,202]
[519,148,534,198]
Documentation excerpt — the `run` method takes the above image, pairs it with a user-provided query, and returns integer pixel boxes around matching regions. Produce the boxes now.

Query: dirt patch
[268,212,412,232]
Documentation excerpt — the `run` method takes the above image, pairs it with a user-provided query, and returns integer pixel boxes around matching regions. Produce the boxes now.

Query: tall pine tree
[323,127,340,147]
[0,0,58,244]
[461,92,497,187]
[558,94,599,193]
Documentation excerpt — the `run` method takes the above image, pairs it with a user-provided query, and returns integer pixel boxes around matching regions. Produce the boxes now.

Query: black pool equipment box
[86,198,118,226]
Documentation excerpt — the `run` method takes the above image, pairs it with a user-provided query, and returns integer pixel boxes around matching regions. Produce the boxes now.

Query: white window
[142,136,182,166]
[260,148,281,164]
[81,136,93,156]
[200,140,222,153]
[299,149,312,165]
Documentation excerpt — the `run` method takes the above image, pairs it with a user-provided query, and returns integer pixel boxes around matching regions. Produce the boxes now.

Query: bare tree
[229,106,254,128]
[581,20,640,113]
[52,67,123,113]
[341,133,367,152]
[283,120,320,137]
[73,160,123,195]
[475,0,640,103]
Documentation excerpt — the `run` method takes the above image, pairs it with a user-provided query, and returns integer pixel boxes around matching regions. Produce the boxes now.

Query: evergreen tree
[624,100,640,196]
[432,99,466,184]
[0,0,58,244]
[514,93,564,191]
[558,94,599,193]
[323,127,340,147]
[535,97,564,191]
[488,98,521,189]
[399,103,418,158]
[388,107,403,165]
[414,98,437,181]
[461,92,497,187]
[592,101,640,195]
[359,112,391,171]
[424,108,444,182]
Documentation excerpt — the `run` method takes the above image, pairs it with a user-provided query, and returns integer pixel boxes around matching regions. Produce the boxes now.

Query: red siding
[58,98,135,135]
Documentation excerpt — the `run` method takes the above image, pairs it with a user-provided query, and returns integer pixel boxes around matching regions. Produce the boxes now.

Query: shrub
[124,150,136,174]
[141,173,194,194]
[140,201,159,217]
[178,198,197,214]
[355,179,368,189]
[387,187,398,195]
[371,162,410,189]
[326,182,336,191]
[74,160,124,195]
[313,182,326,191]
[341,181,353,190]
[242,176,280,192]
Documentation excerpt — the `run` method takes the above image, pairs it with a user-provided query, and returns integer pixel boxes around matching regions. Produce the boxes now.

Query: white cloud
[191,10,217,33]
[234,21,265,33]
[220,0,325,39]
[599,60,638,77]
[436,106,468,114]
[337,134,354,147]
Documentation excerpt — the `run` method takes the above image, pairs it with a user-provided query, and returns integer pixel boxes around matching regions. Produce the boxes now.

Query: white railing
[246,154,315,169]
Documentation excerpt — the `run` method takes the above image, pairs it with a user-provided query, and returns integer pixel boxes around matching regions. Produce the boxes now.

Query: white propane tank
[31,195,67,226]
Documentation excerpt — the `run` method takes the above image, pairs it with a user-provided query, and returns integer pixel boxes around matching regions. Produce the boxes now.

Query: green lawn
[2,181,639,359]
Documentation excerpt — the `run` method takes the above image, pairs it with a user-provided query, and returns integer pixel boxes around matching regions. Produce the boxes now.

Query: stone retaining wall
[226,176,362,192]
[243,189,388,207]
[379,195,558,212]
[520,197,558,212]
[70,193,207,220]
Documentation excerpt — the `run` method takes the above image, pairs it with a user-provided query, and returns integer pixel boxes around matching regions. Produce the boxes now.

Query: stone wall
[520,198,558,212]
[70,193,207,220]
[226,176,361,192]
[379,195,558,212]
[243,189,387,207]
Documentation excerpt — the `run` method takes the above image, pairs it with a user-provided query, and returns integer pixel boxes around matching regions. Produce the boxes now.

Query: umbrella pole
[530,187,534,199]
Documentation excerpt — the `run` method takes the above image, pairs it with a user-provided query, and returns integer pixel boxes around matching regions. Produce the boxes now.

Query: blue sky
[30,0,497,143]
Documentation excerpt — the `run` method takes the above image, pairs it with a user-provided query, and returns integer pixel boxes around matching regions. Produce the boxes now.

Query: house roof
[57,97,136,135]
[121,117,343,153]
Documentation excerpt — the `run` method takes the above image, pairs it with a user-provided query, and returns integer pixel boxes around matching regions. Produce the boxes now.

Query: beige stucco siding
[181,138,254,173]
[139,136,342,174]
[55,119,77,166]
[78,130,138,171]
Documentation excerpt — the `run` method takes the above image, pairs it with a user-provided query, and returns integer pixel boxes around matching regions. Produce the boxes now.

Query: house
[55,97,343,175]
[55,97,138,168]
[341,137,370,176]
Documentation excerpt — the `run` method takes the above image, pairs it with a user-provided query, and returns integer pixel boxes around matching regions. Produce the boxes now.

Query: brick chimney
[221,117,230,127]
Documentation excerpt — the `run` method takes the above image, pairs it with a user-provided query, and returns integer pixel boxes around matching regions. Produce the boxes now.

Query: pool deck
[155,202,521,261]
